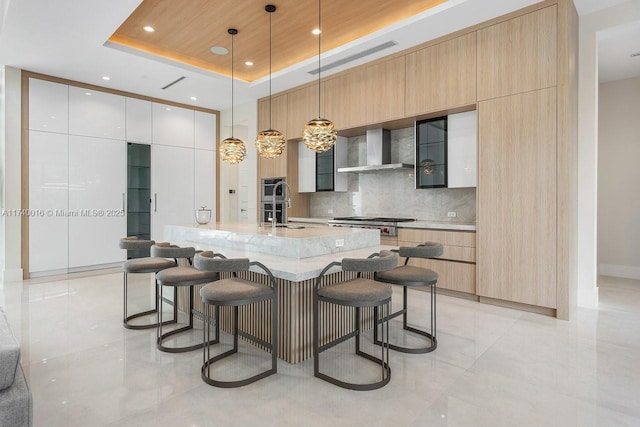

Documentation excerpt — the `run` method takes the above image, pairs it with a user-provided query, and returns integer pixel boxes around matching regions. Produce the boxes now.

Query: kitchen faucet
[271,181,292,234]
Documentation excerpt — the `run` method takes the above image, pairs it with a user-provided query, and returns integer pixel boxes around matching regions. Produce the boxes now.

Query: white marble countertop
[398,220,476,231]
[166,224,393,282]
[289,217,476,231]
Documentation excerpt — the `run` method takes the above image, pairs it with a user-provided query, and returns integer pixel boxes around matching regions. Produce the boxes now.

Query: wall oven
[261,177,286,200]
[261,202,285,225]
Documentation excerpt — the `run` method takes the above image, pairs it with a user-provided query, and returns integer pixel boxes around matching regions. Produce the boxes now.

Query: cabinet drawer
[380,236,398,246]
[398,228,475,247]
[398,240,475,262]
[400,258,475,294]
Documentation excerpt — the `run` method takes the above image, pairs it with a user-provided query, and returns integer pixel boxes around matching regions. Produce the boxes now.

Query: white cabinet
[298,136,348,193]
[68,86,125,139]
[447,110,477,188]
[29,131,69,273]
[195,111,217,151]
[125,97,152,144]
[151,145,195,240]
[28,79,68,133]
[152,103,194,148]
[195,149,215,216]
[298,142,316,193]
[68,136,126,268]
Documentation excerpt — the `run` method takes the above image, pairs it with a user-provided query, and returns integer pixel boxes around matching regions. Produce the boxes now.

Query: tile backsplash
[309,127,476,222]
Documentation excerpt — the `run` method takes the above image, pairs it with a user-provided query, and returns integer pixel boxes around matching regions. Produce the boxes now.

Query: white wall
[1,66,23,282]
[578,0,640,307]
[597,75,640,280]
[218,100,258,223]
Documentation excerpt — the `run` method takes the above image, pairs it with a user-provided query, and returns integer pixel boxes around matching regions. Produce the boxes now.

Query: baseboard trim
[599,264,640,280]
[478,296,556,317]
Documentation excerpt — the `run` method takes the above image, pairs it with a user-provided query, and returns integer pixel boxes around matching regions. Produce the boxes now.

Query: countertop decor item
[302,0,337,153]
[255,4,286,159]
[195,206,212,224]
[219,28,247,164]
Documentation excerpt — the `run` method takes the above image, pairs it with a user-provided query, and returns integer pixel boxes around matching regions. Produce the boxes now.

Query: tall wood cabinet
[477,88,557,308]
[477,6,557,101]
[405,33,477,115]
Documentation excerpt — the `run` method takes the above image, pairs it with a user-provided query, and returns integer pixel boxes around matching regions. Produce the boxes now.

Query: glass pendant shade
[220,136,247,164]
[255,129,286,158]
[303,118,337,153]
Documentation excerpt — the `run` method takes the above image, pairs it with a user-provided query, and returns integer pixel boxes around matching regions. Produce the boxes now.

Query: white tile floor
[1,272,640,426]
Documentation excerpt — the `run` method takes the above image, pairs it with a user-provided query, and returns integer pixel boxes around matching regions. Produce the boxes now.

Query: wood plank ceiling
[109,0,447,82]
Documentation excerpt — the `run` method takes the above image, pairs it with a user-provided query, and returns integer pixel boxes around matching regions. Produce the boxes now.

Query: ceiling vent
[308,41,398,75]
[162,76,186,90]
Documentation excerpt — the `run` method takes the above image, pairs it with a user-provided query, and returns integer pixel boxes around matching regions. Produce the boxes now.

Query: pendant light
[255,4,286,159]
[302,0,337,153]
[220,28,247,164]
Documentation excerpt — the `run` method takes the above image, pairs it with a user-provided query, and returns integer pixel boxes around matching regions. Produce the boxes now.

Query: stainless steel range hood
[337,128,413,173]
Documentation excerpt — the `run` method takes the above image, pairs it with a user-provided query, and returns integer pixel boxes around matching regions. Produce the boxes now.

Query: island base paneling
[177,270,375,364]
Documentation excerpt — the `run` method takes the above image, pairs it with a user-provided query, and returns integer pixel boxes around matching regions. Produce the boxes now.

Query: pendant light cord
[269,10,273,129]
[231,32,235,138]
[317,0,321,118]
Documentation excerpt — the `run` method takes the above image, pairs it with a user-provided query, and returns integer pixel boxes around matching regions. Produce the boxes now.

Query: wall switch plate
[335,239,344,248]
[447,211,457,218]
[328,209,334,215]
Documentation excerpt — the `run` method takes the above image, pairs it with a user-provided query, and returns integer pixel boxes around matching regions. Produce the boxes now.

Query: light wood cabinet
[322,56,405,130]
[398,228,476,294]
[287,85,318,140]
[477,6,557,100]
[477,87,557,308]
[405,33,477,116]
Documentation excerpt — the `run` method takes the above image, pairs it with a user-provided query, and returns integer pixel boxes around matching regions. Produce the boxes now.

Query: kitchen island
[165,223,386,363]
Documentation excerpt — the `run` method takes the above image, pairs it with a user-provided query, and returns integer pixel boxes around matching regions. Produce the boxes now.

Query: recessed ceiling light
[210,46,229,55]
[85,92,92,96]
[143,26,155,32]
[312,28,321,35]
[190,96,197,100]
[102,76,110,81]
[245,61,254,66]
[165,107,171,111]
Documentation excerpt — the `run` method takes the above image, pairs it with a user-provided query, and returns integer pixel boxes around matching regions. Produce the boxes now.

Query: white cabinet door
[195,149,215,217]
[298,137,348,192]
[68,136,126,268]
[29,78,68,134]
[152,103,194,148]
[151,145,195,240]
[29,131,69,273]
[448,110,477,188]
[126,97,152,144]
[69,86,125,140]
[298,141,316,193]
[195,111,217,151]
[334,136,348,192]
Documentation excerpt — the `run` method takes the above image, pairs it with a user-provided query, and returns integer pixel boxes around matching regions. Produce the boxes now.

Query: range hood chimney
[337,128,414,173]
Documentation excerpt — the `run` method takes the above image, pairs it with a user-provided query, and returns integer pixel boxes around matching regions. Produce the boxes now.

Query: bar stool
[313,250,398,391]
[119,237,177,330]
[194,251,278,388]
[374,242,443,353]
[152,245,220,353]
